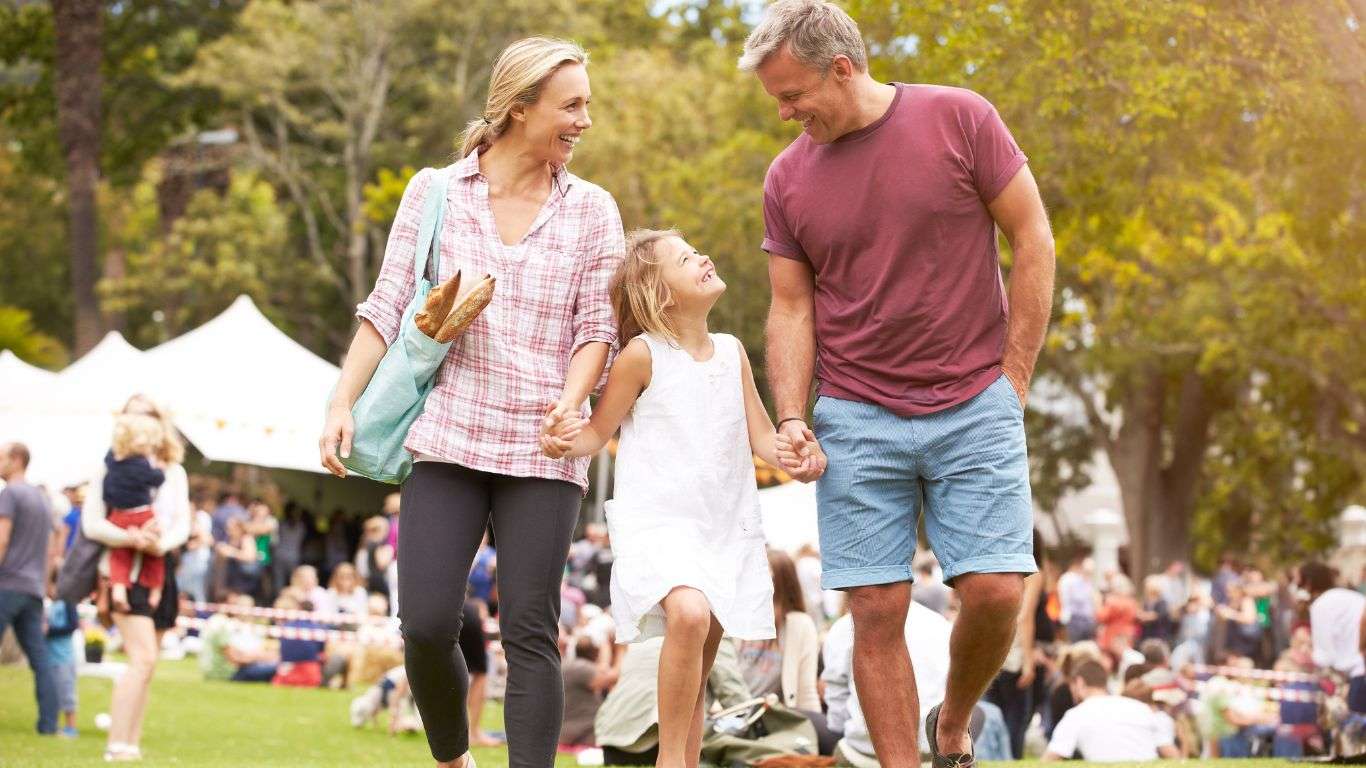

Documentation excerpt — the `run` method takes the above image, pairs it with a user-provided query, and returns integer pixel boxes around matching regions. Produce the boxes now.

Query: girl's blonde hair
[112,413,164,461]
[611,229,683,344]
[122,394,186,465]
[459,37,588,157]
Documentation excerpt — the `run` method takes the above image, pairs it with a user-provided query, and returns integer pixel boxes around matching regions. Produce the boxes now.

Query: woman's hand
[135,520,163,554]
[320,403,354,477]
[540,404,586,459]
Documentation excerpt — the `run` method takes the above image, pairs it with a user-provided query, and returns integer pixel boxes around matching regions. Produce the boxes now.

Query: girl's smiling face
[657,235,725,308]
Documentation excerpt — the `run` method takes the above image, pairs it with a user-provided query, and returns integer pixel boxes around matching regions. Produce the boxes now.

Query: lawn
[0,658,1305,767]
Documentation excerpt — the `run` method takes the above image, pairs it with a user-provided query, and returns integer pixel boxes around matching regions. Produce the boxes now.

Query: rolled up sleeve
[355,168,433,345]
[571,190,626,381]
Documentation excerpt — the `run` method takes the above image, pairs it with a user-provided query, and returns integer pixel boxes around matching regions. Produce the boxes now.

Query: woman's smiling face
[517,62,592,166]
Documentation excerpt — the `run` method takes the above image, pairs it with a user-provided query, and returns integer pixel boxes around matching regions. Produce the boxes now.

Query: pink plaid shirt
[356,152,625,490]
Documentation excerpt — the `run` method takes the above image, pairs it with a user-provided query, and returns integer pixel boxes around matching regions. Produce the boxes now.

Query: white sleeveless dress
[605,333,776,643]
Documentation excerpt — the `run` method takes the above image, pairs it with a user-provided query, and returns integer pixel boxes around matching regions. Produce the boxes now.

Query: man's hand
[1002,367,1030,410]
[775,420,826,482]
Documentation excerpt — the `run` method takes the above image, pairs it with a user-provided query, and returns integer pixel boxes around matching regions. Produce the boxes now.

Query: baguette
[414,271,461,339]
[435,274,496,343]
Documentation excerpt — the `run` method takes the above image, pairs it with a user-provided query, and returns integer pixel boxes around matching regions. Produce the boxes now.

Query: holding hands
[775,419,826,482]
[541,401,587,459]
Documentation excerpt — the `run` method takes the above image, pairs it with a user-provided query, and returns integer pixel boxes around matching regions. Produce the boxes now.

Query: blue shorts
[812,373,1037,589]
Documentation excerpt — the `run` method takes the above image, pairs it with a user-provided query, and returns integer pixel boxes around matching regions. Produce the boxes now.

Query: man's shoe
[925,703,975,768]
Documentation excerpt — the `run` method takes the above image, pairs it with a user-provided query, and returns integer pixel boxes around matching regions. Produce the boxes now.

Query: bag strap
[411,166,453,288]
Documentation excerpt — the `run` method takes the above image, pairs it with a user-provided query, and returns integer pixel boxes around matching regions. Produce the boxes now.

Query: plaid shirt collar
[453,149,573,197]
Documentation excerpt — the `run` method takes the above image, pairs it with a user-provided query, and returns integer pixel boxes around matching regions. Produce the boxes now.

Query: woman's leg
[683,617,724,768]
[655,588,715,768]
[488,476,581,768]
[126,628,169,746]
[107,613,157,750]
[398,463,491,765]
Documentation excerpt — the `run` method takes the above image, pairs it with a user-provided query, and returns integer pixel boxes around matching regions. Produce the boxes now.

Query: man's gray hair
[738,0,868,74]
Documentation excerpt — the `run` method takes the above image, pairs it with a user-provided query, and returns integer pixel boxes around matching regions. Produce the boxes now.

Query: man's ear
[831,54,856,83]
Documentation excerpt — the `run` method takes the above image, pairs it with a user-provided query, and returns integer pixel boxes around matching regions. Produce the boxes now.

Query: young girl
[541,229,823,767]
[103,413,167,612]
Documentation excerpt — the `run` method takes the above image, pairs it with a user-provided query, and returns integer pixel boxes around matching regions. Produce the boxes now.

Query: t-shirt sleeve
[1046,708,1080,758]
[0,488,13,521]
[1153,711,1176,747]
[760,166,808,263]
[969,97,1028,204]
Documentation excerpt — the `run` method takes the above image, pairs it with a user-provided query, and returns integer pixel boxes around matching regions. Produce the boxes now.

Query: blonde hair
[121,394,185,465]
[112,414,164,461]
[611,229,683,345]
[460,37,589,157]
[738,0,868,73]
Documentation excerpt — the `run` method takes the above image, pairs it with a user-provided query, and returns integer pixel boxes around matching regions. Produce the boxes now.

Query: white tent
[0,349,58,396]
[0,297,340,487]
[142,296,340,474]
[757,480,820,552]
[0,332,159,487]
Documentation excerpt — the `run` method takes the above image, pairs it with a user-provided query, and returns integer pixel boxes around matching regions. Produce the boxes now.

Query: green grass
[0,659,1307,767]
[0,656,579,766]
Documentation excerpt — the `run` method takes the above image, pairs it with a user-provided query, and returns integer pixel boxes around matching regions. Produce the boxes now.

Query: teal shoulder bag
[337,167,453,484]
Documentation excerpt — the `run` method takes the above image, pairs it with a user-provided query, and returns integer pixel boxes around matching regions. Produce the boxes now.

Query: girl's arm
[737,339,818,473]
[547,339,651,459]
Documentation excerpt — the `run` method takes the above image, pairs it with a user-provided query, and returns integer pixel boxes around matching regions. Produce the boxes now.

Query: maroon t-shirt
[762,83,1027,416]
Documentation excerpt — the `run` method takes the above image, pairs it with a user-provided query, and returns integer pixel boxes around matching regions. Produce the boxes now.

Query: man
[1043,660,1179,761]
[742,1,1055,765]
[1057,555,1098,641]
[1301,561,1366,714]
[60,485,84,554]
[0,442,59,734]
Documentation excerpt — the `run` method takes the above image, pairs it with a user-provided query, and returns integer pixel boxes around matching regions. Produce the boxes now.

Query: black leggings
[399,461,580,766]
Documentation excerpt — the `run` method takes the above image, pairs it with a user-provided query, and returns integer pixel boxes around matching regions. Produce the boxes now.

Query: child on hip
[103,414,167,612]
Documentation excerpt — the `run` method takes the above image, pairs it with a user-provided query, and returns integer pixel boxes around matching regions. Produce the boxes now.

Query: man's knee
[848,583,911,641]
[956,573,1024,619]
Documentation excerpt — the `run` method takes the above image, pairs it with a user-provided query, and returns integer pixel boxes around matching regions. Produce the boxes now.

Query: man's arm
[766,256,823,479]
[0,514,11,566]
[987,166,1055,407]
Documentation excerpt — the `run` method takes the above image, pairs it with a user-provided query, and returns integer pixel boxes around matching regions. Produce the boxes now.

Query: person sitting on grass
[1043,660,1179,761]
[271,590,326,688]
[199,595,279,683]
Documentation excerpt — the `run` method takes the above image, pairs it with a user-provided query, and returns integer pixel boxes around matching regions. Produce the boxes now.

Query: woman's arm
[1016,572,1042,688]
[151,464,191,555]
[81,462,137,548]
[546,339,651,459]
[792,614,821,711]
[320,321,389,477]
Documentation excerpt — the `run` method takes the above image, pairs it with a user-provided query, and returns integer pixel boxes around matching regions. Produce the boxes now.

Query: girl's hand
[776,427,826,482]
[319,403,354,478]
[538,407,587,459]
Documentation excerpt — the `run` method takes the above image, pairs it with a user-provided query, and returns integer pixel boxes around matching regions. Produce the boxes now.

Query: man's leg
[849,582,919,767]
[5,592,58,733]
[919,374,1038,759]
[935,573,1023,755]
[809,395,922,766]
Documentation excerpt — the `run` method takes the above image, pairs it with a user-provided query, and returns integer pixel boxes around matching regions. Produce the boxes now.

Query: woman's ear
[508,102,527,123]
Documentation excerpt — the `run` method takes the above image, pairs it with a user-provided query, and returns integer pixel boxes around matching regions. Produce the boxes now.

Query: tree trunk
[52,0,104,354]
[1107,368,1216,578]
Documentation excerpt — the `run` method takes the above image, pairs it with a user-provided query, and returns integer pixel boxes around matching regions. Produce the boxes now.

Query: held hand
[777,421,826,483]
[540,411,586,459]
[319,403,354,478]
[1017,663,1036,689]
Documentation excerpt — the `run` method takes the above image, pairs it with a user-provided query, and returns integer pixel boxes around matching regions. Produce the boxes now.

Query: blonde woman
[82,394,191,762]
[319,37,625,768]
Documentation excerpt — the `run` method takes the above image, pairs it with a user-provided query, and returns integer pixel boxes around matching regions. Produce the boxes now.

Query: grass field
[0,657,1303,767]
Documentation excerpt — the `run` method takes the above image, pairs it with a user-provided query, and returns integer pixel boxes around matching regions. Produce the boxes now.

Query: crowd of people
[3,436,1366,765]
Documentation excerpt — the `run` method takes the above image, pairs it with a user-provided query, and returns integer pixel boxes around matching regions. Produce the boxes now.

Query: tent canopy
[0,296,340,488]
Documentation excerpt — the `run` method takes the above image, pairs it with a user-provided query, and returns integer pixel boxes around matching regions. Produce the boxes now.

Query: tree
[51,0,104,353]
[850,0,1364,573]
[0,307,67,369]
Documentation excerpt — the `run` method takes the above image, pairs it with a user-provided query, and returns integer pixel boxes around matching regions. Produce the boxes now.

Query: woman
[216,517,264,600]
[1216,580,1264,662]
[1096,573,1140,653]
[321,561,368,617]
[81,394,191,762]
[175,492,214,604]
[984,529,1045,759]
[1138,574,1176,644]
[736,550,826,749]
[354,515,395,604]
[319,36,623,768]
